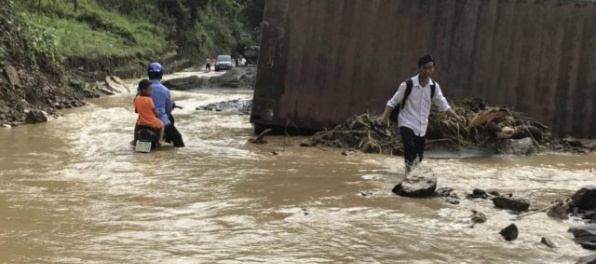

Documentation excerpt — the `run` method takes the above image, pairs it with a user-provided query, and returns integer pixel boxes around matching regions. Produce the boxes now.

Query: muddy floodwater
[0,88,594,264]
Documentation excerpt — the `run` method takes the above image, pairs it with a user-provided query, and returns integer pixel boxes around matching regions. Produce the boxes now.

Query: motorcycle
[133,104,182,153]
[133,125,159,153]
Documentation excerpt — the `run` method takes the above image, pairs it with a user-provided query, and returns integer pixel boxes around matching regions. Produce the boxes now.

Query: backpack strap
[400,79,414,109]
[430,83,436,99]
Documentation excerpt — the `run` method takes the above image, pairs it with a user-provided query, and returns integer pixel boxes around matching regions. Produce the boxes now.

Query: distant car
[243,45,259,65]
[215,55,234,71]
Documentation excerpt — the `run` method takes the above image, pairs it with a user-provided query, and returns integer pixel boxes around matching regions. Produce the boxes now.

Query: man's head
[138,79,153,96]
[147,62,164,80]
[417,54,435,80]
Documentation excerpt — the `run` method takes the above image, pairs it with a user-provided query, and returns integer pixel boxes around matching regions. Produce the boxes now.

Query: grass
[16,0,170,58]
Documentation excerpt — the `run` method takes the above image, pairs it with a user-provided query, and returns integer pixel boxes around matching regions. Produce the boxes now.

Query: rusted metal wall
[250,0,596,138]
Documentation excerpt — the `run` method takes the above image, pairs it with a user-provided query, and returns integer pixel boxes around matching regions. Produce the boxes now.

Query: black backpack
[389,79,436,123]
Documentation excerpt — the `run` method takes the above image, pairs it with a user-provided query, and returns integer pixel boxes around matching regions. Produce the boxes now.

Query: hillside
[14,0,263,79]
[0,0,263,126]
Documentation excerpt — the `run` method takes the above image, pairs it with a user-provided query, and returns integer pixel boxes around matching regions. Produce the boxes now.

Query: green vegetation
[12,0,265,60]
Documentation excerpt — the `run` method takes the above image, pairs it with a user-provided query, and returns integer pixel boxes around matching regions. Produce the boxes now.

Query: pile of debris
[301,98,595,155]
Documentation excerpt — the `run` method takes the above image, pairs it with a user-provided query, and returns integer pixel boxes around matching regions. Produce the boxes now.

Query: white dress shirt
[386,74,451,137]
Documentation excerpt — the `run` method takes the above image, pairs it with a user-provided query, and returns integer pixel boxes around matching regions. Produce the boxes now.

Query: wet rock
[392,174,437,198]
[576,253,596,264]
[163,75,207,90]
[564,137,583,148]
[569,224,596,250]
[547,200,569,220]
[445,197,460,205]
[25,109,48,124]
[467,188,489,199]
[435,187,454,197]
[436,188,460,204]
[300,138,316,147]
[511,125,543,140]
[493,196,530,212]
[570,186,596,211]
[209,67,257,88]
[196,99,252,115]
[499,137,536,155]
[341,150,356,156]
[359,191,373,197]
[541,237,557,248]
[3,63,21,87]
[500,223,519,241]
[471,210,487,224]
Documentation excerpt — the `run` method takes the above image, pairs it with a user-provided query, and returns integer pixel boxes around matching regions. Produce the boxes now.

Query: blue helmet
[147,62,164,73]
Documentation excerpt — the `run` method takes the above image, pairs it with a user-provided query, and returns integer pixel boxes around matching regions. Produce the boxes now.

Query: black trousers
[164,124,184,147]
[399,126,425,168]
[164,114,185,147]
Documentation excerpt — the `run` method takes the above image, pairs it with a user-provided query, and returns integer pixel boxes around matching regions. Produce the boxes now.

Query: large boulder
[209,67,256,88]
[569,224,596,250]
[492,196,530,212]
[392,174,437,198]
[570,186,596,211]
[25,109,47,124]
[163,75,207,90]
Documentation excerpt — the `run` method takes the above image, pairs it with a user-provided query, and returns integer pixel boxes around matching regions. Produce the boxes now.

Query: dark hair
[138,79,152,92]
[418,54,435,68]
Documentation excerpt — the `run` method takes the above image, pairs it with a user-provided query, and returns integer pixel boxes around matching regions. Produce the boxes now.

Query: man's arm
[432,84,466,124]
[378,82,407,124]
[165,89,173,115]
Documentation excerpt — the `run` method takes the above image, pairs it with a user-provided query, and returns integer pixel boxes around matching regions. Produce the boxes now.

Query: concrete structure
[251,0,596,138]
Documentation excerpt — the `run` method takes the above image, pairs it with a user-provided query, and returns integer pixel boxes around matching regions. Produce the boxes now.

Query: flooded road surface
[0,88,595,263]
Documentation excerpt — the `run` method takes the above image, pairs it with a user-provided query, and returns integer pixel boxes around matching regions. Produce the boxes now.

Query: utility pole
[38,0,41,12]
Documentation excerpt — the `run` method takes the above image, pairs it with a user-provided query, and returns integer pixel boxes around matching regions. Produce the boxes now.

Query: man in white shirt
[377,54,465,173]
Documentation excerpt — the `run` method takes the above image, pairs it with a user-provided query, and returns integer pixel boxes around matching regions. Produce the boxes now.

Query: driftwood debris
[303,98,593,155]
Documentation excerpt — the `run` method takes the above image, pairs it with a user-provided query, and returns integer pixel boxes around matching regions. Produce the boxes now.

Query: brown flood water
[0,88,595,264]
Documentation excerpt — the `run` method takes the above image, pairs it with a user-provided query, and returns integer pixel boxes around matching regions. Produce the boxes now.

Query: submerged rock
[547,200,569,220]
[471,210,487,224]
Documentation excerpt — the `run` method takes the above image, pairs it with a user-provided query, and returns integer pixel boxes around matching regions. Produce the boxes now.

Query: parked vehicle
[243,46,259,65]
[215,55,234,71]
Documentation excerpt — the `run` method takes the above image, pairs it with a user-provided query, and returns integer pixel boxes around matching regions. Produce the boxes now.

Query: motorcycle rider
[140,62,185,147]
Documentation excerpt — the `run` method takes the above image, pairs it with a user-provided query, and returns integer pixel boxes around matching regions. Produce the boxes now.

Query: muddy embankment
[64,54,193,82]
[0,52,192,128]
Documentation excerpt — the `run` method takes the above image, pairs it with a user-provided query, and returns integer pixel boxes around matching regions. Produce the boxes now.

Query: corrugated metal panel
[250,0,596,138]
